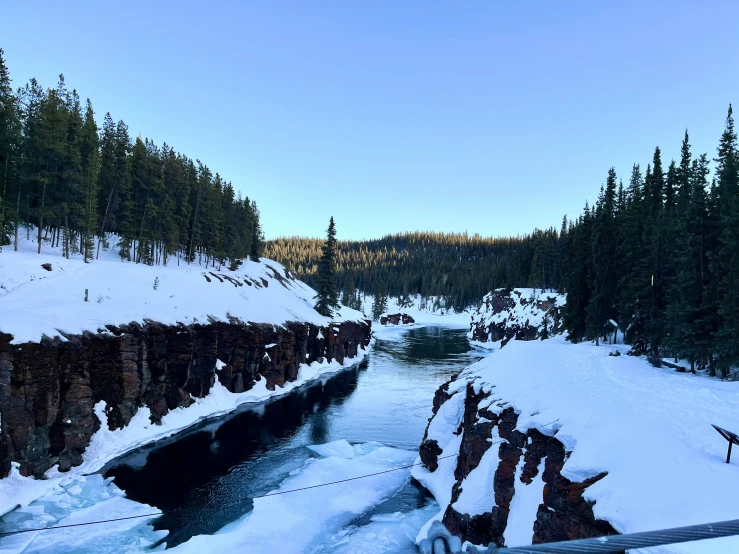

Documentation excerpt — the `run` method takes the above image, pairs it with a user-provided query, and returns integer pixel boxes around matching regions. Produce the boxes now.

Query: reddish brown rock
[422,377,618,548]
[0,319,371,478]
[380,313,415,325]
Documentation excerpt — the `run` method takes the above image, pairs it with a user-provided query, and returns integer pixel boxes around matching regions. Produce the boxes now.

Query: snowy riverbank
[412,335,739,552]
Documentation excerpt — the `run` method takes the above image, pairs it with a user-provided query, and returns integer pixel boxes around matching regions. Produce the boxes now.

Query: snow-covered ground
[0,440,421,554]
[413,336,739,552]
[0,229,365,344]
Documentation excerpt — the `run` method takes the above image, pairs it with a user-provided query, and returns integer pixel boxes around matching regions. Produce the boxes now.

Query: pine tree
[248,200,264,262]
[371,287,388,321]
[314,216,340,317]
[714,105,739,375]
[586,169,618,344]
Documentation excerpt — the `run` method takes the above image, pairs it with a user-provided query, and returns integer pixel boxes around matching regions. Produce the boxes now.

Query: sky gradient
[3,1,739,240]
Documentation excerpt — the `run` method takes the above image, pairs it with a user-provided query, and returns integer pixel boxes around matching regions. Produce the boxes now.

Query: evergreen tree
[714,105,739,375]
[371,288,388,321]
[586,169,618,344]
[314,216,340,317]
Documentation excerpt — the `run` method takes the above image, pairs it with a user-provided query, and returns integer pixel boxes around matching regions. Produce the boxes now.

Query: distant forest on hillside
[266,229,566,312]
[0,49,264,267]
[272,107,739,375]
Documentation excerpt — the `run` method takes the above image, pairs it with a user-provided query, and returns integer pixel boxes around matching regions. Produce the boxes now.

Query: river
[102,325,480,552]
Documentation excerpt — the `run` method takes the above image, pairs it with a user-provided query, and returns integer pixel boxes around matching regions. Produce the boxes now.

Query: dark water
[103,326,478,548]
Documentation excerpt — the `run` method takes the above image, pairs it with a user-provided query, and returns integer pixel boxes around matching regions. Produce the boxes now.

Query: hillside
[266,230,566,312]
[0,230,364,345]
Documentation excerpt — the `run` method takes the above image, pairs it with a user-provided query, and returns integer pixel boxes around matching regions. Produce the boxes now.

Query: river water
[102,326,479,552]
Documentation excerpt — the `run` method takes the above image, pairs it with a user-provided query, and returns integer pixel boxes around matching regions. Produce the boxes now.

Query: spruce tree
[714,105,739,375]
[314,216,340,317]
[586,169,618,344]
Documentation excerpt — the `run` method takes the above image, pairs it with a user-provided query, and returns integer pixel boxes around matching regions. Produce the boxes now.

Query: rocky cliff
[0,318,371,478]
[468,288,564,347]
[417,380,617,547]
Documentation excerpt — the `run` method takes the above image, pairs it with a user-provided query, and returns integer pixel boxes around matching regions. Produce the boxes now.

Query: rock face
[380,313,415,325]
[0,319,371,478]
[468,288,565,347]
[419,380,617,547]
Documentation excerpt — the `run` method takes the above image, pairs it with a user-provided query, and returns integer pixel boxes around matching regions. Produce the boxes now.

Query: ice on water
[1,440,420,554]
[0,473,165,554]
[169,440,417,554]
[316,503,439,554]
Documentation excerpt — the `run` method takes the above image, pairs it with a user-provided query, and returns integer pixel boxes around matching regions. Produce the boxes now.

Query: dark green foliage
[0,52,262,266]
[268,228,565,312]
[714,106,739,376]
[314,217,340,317]
[371,288,388,321]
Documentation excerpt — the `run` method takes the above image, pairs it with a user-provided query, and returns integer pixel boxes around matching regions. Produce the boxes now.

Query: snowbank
[414,336,739,552]
[0,231,365,344]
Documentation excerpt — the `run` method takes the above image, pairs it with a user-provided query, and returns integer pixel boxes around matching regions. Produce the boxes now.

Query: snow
[359,294,472,328]
[417,335,739,552]
[0,440,415,554]
[468,288,565,346]
[503,458,546,547]
[0,230,372,516]
[167,442,416,554]
[315,503,440,554]
[0,229,365,344]
[0,473,165,554]
[452,428,502,516]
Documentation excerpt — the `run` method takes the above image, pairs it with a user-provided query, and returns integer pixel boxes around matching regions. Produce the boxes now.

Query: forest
[0,49,264,267]
[266,229,565,312]
[272,107,739,375]
[563,107,739,376]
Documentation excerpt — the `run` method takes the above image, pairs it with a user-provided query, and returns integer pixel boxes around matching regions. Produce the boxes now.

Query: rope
[0,419,560,538]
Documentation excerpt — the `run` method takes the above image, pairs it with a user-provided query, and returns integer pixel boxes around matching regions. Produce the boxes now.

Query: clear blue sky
[3,1,738,240]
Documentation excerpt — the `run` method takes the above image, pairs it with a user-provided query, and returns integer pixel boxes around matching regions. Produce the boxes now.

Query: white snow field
[412,336,739,552]
[0,230,365,345]
[0,232,371,516]
[0,441,418,554]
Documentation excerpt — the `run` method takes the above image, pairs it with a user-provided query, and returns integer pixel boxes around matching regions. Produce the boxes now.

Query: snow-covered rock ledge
[412,336,739,553]
[468,288,565,349]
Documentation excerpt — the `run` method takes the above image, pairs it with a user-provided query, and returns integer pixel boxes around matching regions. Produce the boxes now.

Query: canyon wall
[0,318,371,478]
[419,381,617,547]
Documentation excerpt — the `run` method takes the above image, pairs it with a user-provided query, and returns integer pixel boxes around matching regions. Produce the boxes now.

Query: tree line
[0,49,264,267]
[267,229,566,313]
[563,106,739,376]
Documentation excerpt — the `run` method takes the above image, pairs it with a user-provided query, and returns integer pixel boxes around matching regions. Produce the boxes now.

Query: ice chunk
[307,439,356,459]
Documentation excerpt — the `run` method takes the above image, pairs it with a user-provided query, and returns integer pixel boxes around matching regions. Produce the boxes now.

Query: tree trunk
[37,183,46,254]
[97,181,117,259]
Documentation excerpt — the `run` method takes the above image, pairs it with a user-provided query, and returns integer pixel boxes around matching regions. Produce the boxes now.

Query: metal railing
[419,519,739,553]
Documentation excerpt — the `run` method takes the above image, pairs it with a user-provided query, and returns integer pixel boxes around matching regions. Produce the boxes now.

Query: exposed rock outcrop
[0,319,371,478]
[468,288,565,347]
[419,379,617,547]
[380,313,415,325]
